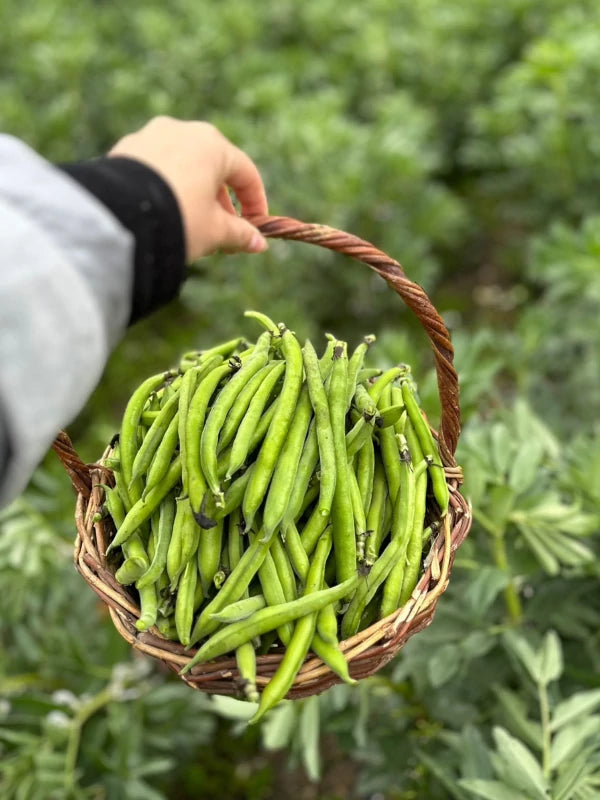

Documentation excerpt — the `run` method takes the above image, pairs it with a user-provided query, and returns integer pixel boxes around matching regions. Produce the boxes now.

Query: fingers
[224,144,269,218]
[214,207,269,254]
[217,185,237,216]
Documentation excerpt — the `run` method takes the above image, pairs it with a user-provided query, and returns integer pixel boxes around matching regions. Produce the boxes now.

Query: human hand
[109,116,269,260]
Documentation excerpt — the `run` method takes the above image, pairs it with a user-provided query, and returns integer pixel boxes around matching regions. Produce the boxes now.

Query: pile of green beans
[103,311,449,722]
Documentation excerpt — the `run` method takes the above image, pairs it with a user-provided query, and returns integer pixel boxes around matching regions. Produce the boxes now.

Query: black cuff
[58,157,187,324]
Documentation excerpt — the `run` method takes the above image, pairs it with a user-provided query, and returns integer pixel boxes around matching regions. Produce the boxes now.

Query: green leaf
[509,441,543,493]
[503,631,541,684]
[553,750,596,800]
[494,687,543,752]
[488,485,516,532]
[538,630,563,685]
[490,423,514,477]
[427,643,461,688]
[542,528,595,567]
[461,724,494,781]
[492,727,548,799]
[514,522,560,575]
[551,716,600,768]
[464,567,509,616]
[551,690,600,731]
[460,779,528,800]
[419,751,469,800]
[299,696,321,782]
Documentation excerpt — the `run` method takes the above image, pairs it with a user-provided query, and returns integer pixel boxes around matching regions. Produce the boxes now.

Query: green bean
[379,436,417,618]
[248,527,336,723]
[122,531,149,571]
[344,417,373,460]
[209,594,266,624]
[302,340,336,518]
[341,456,417,640]
[377,403,405,429]
[209,465,254,520]
[194,337,245,362]
[156,616,179,641]
[236,641,260,703]
[120,372,172,488]
[357,368,383,383]
[143,410,180,498]
[106,456,182,553]
[299,504,330,557]
[315,601,338,645]
[270,535,298,604]
[188,528,273,645]
[130,390,180,487]
[244,310,279,335]
[281,420,319,531]
[348,461,368,563]
[282,521,311,581]
[356,432,375,513]
[136,493,176,589]
[364,460,388,566]
[242,324,304,533]
[346,335,375,409]
[318,337,336,374]
[378,384,403,507]
[141,410,159,426]
[166,496,187,587]
[367,366,406,404]
[400,378,449,516]
[329,342,356,585]
[183,573,358,673]
[175,558,198,646]
[193,580,205,612]
[263,383,314,538]
[115,555,147,585]
[353,383,378,420]
[198,517,224,594]
[201,331,272,500]
[177,365,202,495]
[311,635,357,685]
[256,541,293,645]
[218,361,279,451]
[397,420,431,606]
[104,485,126,529]
[227,361,286,479]
[186,362,236,524]
[135,583,158,631]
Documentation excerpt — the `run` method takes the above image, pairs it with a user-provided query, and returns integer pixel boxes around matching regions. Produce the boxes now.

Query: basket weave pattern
[53,216,472,699]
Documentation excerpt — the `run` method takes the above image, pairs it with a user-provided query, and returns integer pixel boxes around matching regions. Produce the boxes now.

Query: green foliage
[1,0,599,798]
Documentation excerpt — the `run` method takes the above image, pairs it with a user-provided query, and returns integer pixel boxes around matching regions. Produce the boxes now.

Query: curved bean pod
[106,456,182,553]
[201,331,272,500]
[400,378,449,516]
[302,340,336,519]
[227,361,285,479]
[242,325,304,533]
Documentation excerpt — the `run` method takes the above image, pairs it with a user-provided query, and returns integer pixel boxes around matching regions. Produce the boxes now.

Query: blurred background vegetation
[1,0,599,798]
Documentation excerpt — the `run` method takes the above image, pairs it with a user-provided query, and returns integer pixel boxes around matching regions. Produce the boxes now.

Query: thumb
[216,210,269,254]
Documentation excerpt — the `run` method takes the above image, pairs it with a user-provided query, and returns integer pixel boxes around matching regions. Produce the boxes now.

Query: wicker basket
[53,215,472,700]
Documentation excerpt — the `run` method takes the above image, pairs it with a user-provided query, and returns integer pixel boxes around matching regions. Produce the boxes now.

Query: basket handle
[249,215,461,464]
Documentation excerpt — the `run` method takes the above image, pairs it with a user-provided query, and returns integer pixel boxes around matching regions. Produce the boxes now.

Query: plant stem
[492,531,523,624]
[64,686,115,791]
[538,681,552,781]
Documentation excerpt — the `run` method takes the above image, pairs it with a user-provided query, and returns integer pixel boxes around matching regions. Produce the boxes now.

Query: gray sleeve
[0,135,134,506]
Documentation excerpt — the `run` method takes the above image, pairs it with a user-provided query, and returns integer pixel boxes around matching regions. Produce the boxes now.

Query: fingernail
[249,232,269,253]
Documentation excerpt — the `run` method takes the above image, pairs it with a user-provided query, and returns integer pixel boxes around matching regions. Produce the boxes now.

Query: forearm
[0,135,186,506]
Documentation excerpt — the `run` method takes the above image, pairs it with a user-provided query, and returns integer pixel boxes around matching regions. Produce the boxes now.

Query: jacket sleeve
[0,135,186,507]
